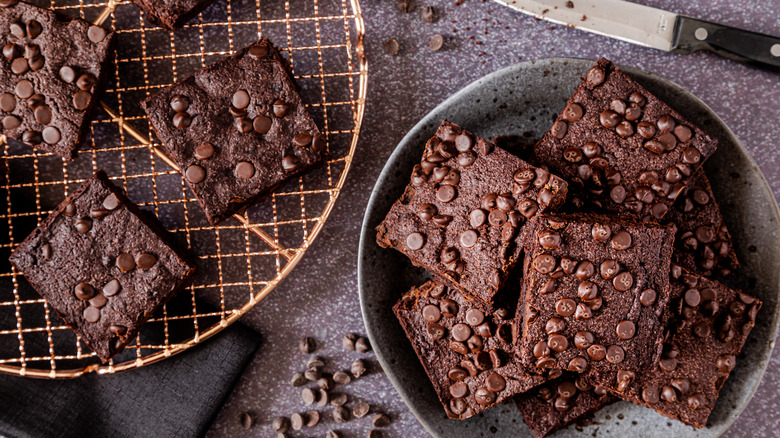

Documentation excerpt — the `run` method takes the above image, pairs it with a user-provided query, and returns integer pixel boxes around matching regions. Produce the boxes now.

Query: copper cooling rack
[0,0,367,378]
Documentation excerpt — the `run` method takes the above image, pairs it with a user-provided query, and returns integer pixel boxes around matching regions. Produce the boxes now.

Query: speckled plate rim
[358,58,780,438]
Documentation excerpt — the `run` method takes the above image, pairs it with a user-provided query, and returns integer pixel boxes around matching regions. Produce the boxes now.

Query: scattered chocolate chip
[239,411,254,430]
[430,34,444,51]
[299,337,316,354]
[384,38,399,56]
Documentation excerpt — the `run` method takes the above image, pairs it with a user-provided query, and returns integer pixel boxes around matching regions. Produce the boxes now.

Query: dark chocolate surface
[519,213,675,379]
[377,120,567,308]
[515,373,615,438]
[143,38,324,225]
[665,170,740,280]
[0,1,114,159]
[393,280,546,420]
[589,266,761,428]
[9,171,196,362]
[534,58,719,222]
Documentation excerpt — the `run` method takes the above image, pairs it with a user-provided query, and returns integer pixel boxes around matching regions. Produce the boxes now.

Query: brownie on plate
[377,121,568,309]
[393,280,547,420]
[0,1,115,159]
[588,265,760,428]
[518,213,674,379]
[533,58,718,221]
[143,38,325,225]
[132,0,216,30]
[664,170,739,279]
[9,171,196,362]
[515,373,615,438]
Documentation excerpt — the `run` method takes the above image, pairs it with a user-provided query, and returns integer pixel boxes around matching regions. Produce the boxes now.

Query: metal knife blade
[493,0,676,50]
[493,0,780,70]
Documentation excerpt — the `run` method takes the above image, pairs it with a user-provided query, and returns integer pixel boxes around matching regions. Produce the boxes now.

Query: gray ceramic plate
[358,58,780,438]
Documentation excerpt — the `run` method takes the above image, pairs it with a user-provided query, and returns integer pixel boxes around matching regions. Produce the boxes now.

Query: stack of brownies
[378,58,761,437]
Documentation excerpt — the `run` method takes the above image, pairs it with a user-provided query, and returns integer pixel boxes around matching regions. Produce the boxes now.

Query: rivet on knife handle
[671,16,780,71]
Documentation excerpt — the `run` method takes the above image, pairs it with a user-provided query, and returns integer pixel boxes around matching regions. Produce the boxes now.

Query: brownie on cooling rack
[0,1,115,160]
[132,0,217,30]
[143,38,325,225]
[9,171,196,362]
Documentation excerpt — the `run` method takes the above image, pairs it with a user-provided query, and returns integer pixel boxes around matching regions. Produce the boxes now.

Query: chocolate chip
[577,280,598,300]
[551,120,567,139]
[74,283,96,300]
[76,73,97,91]
[248,43,268,59]
[272,416,290,433]
[356,337,371,353]
[436,184,456,203]
[682,147,702,164]
[170,95,189,112]
[41,243,52,260]
[574,330,594,349]
[639,288,657,306]
[605,345,625,364]
[538,229,561,249]
[83,306,100,323]
[717,354,736,373]
[616,321,636,339]
[116,253,135,272]
[109,324,127,336]
[232,90,250,109]
[9,21,24,38]
[2,115,20,130]
[353,402,370,418]
[644,140,664,155]
[475,387,496,406]
[384,38,399,55]
[588,344,606,361]
[74,217,92,233]
[600,110,621,128]
[372,413,390,428]
[0,92,15,111]
[430,34,444,51]
[586,66,605,86]
[15,79,33,99]
[421,5,437,22]
[22,130,42,145]
[449,381,468,398]
[613,271,633,292]
[534,254,556,274]
[555,298,575,317]
[432,214,453,227]
[460,229,478,248]
[26,20,42,38]
[10,57,27,75]
[87,25,107,43]
[272,99,288,117]
[611,230,632,250]
[290,373,306,387]
[89,293,108,309]
[591,224,611,242]
[351,359,368,378]
[546,317,565,334]
[134,253,156,270]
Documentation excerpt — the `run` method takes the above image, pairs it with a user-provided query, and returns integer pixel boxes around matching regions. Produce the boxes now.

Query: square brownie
[533,58,718,221]
[143,39,325,225]
[0,1,115,160]
[664,170,739,279]
[377,121,568,309]
[393,280,547,420]
[132,0,216,30]
[9,171,196,362]
[518,214,674,378]
[587,265,761,428]
[515,373,615,438]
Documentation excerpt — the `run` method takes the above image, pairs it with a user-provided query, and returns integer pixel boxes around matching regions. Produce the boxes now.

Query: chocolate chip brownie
[9,171,196,362]
[533,58,718,221]
[519,213,675,378]
[664,170,739,279]
[132,0,216,30]
[393,280,547,420]
[143,39,325,225]
[515,373,615,438]
[0,1,115,159]
[588,265,760,428]
[377,121,568,309]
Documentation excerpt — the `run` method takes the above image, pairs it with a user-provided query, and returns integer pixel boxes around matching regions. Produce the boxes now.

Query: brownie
[377,121,568,308]
[132,0,217,30]
[393,280,547,420]
[143,39,325,225]
[587,265,761,428]
[664,170,739,279]
[0,1,115,160]
[515,373,615,438]
[533,58,718,221]
[518,213,675,378]
[9,171,196,362]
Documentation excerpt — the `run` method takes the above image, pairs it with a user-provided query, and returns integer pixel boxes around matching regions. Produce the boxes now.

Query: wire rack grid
[0,0,367,378]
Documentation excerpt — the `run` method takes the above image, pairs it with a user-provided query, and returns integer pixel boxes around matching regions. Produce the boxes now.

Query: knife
[493,0,780,71]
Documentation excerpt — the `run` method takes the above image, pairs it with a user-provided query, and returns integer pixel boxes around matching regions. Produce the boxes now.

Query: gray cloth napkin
[0,322,260,438]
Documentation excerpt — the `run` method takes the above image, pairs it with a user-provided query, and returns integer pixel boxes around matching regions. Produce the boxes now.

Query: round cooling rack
[0,0,367,378]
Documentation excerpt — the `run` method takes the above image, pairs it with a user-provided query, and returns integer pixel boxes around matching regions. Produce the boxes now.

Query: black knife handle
[671,15,780,71]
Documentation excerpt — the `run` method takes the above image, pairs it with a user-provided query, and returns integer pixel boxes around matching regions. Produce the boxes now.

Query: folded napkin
[0,322,260,438]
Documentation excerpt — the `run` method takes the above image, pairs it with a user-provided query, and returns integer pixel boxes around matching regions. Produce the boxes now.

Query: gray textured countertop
[207,0,780,436]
